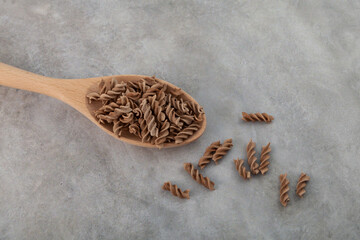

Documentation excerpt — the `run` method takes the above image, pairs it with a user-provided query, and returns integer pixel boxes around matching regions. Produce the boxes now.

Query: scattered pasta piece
[296,173,310,198]
[279,173,290,207]
[242,112,274,123]
[259,142,271,174]
[234,158,251,180]
[162,182,190,199]
[86,77,204,147]
[183,163,215,190]
[198,140,221,169]
[247,139,259,175]
[212,139,233,164]
[174,123,201,144]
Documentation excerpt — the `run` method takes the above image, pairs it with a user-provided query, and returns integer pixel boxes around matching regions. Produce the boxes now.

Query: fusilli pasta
[234,158,251,180]
[296,173,310,198]
[198,140,221,169]
[162,181,190,199]
[279,173,290,207]
[259,142,271,175]
[174,123,200,144]
[212,139,233,164]
[183,163,215,190]
[86,77,204,147]
[242,112,274,123]
[247,139,259,175]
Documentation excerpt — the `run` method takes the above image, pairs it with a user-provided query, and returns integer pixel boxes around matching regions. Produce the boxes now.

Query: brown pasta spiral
[126,91,141,101]
[97,78,126,102]
[165,104,182,127]
[169,123,181,134]
[111,80,127,94]
[142,83,163,98]
[259,142,271,175]
[296,173,310,198]
[140,99,159,137]
[183,163,215,190]
[139,118,151,143]
[279,173,290,207]
[186,101,205,121]
[179,114,194,125]
[86,92,100,103]
[174,123,200,144]
[142,76,158,86]
[113,120,126,137]
[198,140,221,169]
[97,102,120,113]
[104,104,132,123]
[135,79,148,93]
[242,112,274,123]
[155,120,170,146]
[162,182,190,199]
[98,79,107,94]
[247,139,259,175]
[212,139,233,164]
[148,95,166,122]
[129,122,141,138]
[233,158,251,180]
[156,87,167,107]
[167,95,189,114]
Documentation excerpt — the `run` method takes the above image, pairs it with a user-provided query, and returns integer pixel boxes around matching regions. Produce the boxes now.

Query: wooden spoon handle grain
[0,62,61,97]
[0,62,97,116]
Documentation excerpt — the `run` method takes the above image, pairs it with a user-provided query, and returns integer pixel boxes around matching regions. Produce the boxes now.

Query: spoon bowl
[0,62,206,148]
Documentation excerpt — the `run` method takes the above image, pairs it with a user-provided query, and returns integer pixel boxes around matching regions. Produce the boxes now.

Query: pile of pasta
[86,77,204,147]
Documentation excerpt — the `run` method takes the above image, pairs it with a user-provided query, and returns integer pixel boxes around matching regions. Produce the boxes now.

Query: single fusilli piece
[162,182,190,199]
[296,173,310,198]
[86,92,100,103]
[279,173,290,207]
[142,83,163,98]
[212,139,233,164]
[98,79,107,94]
[259,142,271,175]
[113,120,126,137]
[174,123,200,144]
[156,87,167,107]
[140,99,159,137]
[233,158,251,180]
[111,80,127,94]
[168,95,189,114]
[186,101,205,121]
[148,95,166,122]
[139,118,151,143]
[165,104,182,127]
[106,103,133,122]
[129,122,141,138]
[183,163,215,190]
[247,139,259,175]
[179,114,194,125]
[126,91,141,101]
[242,112,274,123]
[155,120,170,146]
[198,140,221,169]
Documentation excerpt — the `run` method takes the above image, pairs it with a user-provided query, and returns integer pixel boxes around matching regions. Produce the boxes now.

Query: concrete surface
[1,1,360,239]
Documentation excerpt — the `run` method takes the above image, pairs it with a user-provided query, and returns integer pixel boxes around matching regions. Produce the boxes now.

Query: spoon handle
[0,62,61,98]
[0,62,100,120]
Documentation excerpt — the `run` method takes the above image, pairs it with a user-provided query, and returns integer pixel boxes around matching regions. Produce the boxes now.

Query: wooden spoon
[0,62,206,148]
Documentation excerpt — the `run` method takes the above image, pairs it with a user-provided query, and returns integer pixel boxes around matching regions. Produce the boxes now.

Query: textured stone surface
[1,1,360,239]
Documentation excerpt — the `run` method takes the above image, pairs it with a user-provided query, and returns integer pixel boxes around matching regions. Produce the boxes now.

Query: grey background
[0,0,359,239]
